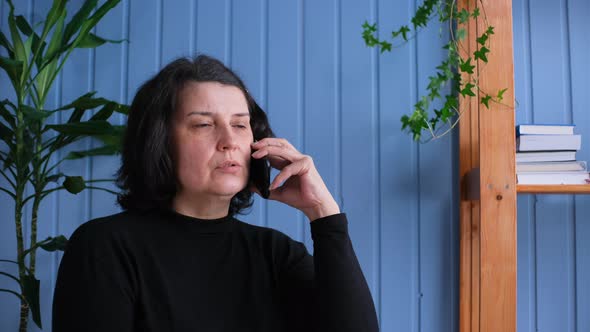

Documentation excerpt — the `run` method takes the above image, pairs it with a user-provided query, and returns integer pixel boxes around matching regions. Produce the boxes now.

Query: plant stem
[19,303,29,332]
[28,194,41,276]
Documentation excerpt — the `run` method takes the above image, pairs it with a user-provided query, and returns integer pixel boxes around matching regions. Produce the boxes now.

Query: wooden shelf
[517,184,590,194]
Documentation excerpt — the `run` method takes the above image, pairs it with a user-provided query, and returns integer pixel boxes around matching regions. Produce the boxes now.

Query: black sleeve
[277,213,379,332]
[52,222,136,332]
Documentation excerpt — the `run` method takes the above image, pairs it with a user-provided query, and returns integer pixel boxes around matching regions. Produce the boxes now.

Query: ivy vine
[362,0,508,142]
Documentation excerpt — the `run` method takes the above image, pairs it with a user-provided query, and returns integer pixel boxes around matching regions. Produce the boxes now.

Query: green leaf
[39,235,68,252]
[460,57,475,74]
[55,92,110,111]
[95,124,124,146]
[458,8,470,24]
[21,274,42,329]
[8,3,27,66]
[44,10,66,61]
[474,46,490,62]
[21,105,52,122]
[399,26,410,41]
[460,82,476,97]
[64,0,99,44]
[476,33,488,46]
[15,15,33,36]
[0,56,24,88]
[63,176,86,194]
[0,122,14,147]
[46,173,65,183]
[0,100,17,128]
[456,28,466,41]
[497,88,508,101]
[481,94,491,108]
[90,102,117,121]
[14,15,47,69]
[115,104,129,115]
[380,41,392,53]
[70,0,122,50]
[65,144,120,160]
[47,120,116,136]
[472,8,480,18]
[41,0,68,40]
[22,235,68,257]
[486,26,495,35]
[77,33,125,48]
[0,31,14,57]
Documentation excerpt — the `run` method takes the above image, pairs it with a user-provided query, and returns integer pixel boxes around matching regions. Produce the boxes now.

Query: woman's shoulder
[232,218,308,254]
[66,210,153,247]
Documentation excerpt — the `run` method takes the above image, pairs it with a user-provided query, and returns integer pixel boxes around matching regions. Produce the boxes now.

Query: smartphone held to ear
[249,156,271,199]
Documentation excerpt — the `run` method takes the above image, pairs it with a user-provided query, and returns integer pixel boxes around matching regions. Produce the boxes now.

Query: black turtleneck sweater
[52,209,379,332]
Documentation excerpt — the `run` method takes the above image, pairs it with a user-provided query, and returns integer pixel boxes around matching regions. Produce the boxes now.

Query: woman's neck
[171,193,231,219]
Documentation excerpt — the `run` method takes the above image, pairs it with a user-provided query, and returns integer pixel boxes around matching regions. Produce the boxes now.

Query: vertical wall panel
[569,0,590,331]
[527,1,575,331]
[340,0,378,304]
[377,0,420,330]
[195,0,231,63]
[161,0,192,65]
[415,15,455,332]
[513,0,537,331]
[127,0,159,94]
[302,0,338,251]
[266,0,303,241]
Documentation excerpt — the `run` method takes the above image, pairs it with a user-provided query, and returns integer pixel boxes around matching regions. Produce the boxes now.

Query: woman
[52,55,379,332]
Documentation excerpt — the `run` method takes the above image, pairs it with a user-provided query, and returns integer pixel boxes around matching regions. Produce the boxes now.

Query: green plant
[0,0,128,330]
[362,0,508,142]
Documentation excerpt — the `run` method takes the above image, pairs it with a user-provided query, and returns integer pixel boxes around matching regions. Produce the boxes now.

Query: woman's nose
[217,125,238,151]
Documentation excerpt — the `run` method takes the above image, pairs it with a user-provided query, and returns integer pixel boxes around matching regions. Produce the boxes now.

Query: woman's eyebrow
[186,111,250,118]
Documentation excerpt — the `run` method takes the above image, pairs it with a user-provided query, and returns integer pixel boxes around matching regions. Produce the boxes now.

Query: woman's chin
[214,181,248,196]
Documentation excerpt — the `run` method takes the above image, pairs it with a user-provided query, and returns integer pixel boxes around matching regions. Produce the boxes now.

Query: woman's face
[171,81,254,203]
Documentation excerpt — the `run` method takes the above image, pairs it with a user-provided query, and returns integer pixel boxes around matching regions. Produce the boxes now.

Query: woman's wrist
[304,199,341,222]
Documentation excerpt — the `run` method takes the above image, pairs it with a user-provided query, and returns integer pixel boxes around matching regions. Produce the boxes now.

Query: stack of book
[516,124,589,185]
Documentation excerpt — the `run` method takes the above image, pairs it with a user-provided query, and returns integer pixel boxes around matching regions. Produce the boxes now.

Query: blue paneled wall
[1,0,587,331]
[513,0,590,331]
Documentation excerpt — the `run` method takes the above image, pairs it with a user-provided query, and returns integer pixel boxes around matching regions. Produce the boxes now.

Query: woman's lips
[216,165,242,174]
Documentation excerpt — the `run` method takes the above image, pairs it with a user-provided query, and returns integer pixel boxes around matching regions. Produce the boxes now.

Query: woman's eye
[233,124,247,129]
[193,123,212,128]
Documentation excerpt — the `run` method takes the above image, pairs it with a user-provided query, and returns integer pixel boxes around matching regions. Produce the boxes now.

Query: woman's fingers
[268,156,311,191]
[251,143,301,165]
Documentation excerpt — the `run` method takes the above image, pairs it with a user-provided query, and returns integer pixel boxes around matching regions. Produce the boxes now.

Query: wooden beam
[459,0,516,331]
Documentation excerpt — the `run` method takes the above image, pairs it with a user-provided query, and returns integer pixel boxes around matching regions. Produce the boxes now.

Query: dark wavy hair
[116,54,274,216]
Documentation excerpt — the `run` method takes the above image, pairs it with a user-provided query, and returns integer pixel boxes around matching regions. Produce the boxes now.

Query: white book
[516,135,581,151]
[517,171,590,185]
[516,151,576,162]
[516,161,587,173]
[516,124,575,135]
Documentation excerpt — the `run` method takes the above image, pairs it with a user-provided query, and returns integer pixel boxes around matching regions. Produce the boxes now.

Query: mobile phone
[249,100,271,199]
[249,155,271,199]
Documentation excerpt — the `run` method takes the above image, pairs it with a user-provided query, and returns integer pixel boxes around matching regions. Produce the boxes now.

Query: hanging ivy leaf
[460,57,475,74]
[497,88,508,101]
[460,83,476,97]
[481,94,492,109]
[474,46,490,63]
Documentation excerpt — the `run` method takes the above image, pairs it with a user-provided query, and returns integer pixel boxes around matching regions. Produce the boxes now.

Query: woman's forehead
[177,81,250,116]
[185,111,250,118]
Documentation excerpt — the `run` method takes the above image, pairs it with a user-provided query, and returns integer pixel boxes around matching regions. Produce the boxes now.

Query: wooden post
[459,0,516,332]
